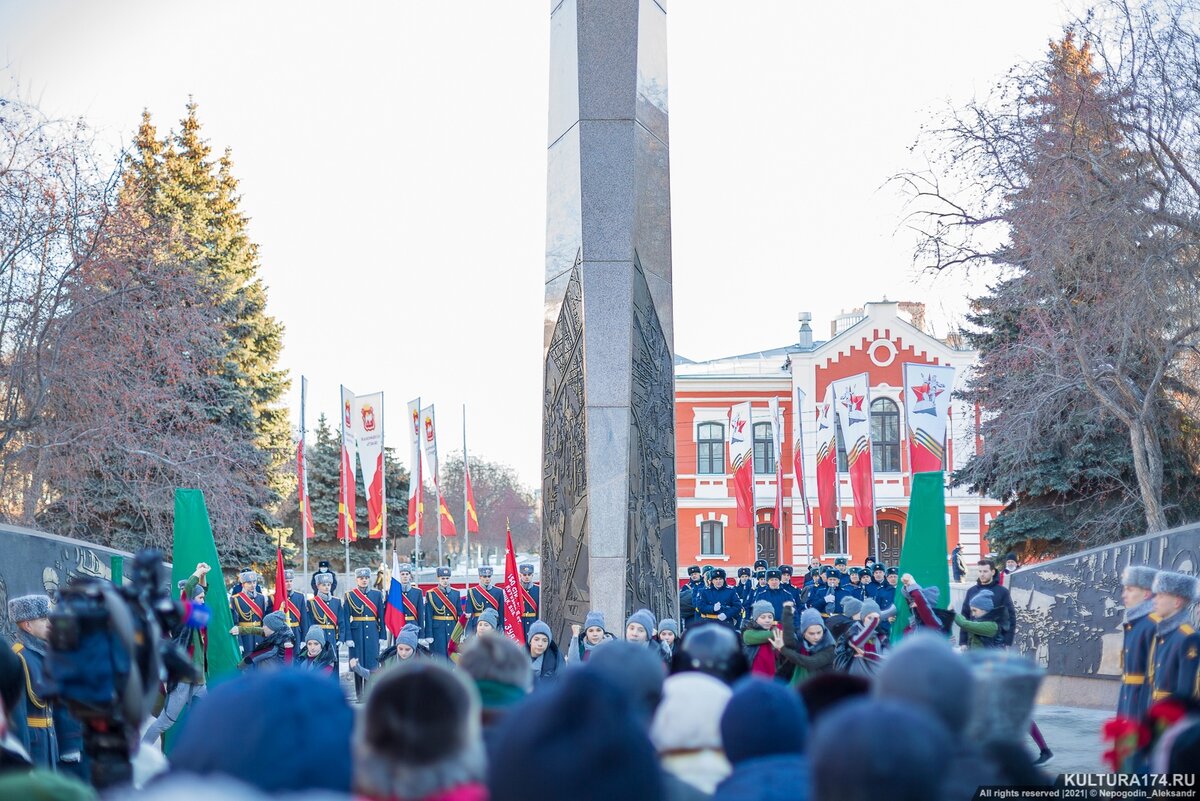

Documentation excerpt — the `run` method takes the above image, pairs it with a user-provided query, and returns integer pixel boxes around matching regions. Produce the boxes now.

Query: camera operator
[142,562,212,748]
[8,595,86,778]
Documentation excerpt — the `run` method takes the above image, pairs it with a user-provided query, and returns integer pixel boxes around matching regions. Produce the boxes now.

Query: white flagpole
[463,404,470,586]
[380,392,387,563]
[301,376,308,578]
[341,385,351,578]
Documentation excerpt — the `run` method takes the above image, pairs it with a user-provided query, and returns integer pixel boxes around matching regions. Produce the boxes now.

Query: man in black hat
[424,567,462,657]
[754,569,791,622]
[753,559,768,574]
[680,566,703,629]
[516,564,539,638]
[342,567,386,700]
[695,568,742,629]
[779,565,798,605]
[834,556,850,579]
[467,567,505,634]
[813,568,849,617]
[310,559,339,594]
[305,572,344,670]
[844,568,865,601]
[734,567,755,611]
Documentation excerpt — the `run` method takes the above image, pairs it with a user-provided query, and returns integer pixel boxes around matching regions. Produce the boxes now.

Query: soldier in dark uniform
[341,567,386,701]
[680,567,701,629]
[231,568,268,656]
[799,566,824,608]
[812,568,850,616]
[424,567,461,657]
[734,567,755,610]
[875,567,901,639]
[834,556,850,580]
[394,563,425,632]
[310,559,339,594]
[1148,570,1200,705]
[695,568,742,629]
[754,569,768,598]
[844,568,865,600]
[517,563,539,638]
[466,566,504,634]
[278,569,307,650]
[864,564,886,601]
[304,572,343,670]
[754,568,791,621]
[779,565,798,604]
[1117,565,1158,719]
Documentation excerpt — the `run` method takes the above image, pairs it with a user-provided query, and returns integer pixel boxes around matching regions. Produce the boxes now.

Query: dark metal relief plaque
[1008,525,1199,679]
[626,254,677,622]
[542,255,590,643]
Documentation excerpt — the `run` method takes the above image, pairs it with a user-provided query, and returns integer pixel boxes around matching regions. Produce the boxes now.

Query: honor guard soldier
[753,559,768,573]
[305,572,343,669]
[342,567,386,701]
[754,569,768,595]
[424,567,461,657]
[754,569,791,621]
[734,567,755,609]
[394,563,425,631]
[279,569,306,648]
[231,569,268,655]
[467,566,505,634]
[310,559,339,594]
[696,567,742,629]
[1117,565,1159,718]
[517,564,540,638]
[1148,570,1200,704]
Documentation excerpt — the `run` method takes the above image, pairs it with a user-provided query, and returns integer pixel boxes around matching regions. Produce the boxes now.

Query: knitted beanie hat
[397,628,420,652]
[305,625,325,645]
[799,608,825,632]
[626,608,656,636]
[583,610,606,632]
[751,600,775,620]
[529,620,553,642]
[969,591,995,613]
[263,611,290,636]
[657,619,679,637]
[840,597,863,619]
[190,582,207,601]
[478,608,500,630]
[859,600,882,619]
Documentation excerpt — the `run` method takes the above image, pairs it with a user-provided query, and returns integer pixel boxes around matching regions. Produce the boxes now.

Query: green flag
[890,472,951,643]
[110,555,123,586]
[172,489,240,678]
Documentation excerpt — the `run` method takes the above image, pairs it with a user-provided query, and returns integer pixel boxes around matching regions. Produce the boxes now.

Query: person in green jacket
[955,590,1005,649]
[143,562,211,746]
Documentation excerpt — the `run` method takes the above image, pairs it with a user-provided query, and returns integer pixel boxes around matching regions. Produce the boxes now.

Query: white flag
[353,391,385,540]
[902,363,956,474]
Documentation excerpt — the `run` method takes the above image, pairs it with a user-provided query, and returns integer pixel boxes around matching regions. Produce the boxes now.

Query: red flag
[815,392,839,529]
[501,523,525,645]
[338,387,358,542]
[770,397,784,530]
[439,498,458,537]
[832,373,876,528]
[297,441,315,540]
[729,402,754,529]
[793,387,812,526]
[273,545,293,664]
[465,462,480,534]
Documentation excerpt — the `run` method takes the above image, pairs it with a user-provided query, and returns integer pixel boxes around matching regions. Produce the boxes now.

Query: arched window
[753,422,775,474]
[700,521,724,555]
[871,397,901,473]
[697,422,725,475]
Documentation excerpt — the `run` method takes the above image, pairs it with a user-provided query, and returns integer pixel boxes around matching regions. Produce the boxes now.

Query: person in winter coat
[650,672,733,796]
[232,611,293,668]
[568,610,617,663]
[779,604,836,685]
[695,568,743,629]
[715,678,809,801]
[626,609,658,647]
[143,563,212,748]
[356,662,488,801]
[837,599,886,677]
[295,625,336,675]
[955,591,1005,649]
[378,625,427,667]
[1148,570,1200,704]
[1116,565,1158,719]
[657,618,680,663]
[964,649,1055,786]
[959,558,1016,647]
[950,544,966,582]
[899,574,956,637]
[528,620,565,685]
[741,600,784,679]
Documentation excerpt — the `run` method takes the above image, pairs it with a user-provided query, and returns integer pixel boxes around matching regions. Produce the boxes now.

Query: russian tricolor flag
[385,550,406,637]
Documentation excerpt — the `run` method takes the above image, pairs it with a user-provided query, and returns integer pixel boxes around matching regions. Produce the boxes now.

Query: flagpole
[463,404,470,584]
[413,396,422,575]
[341,385,351,578]
[436,482,444,569]
[381,392,387,564]
[301,375,308,579]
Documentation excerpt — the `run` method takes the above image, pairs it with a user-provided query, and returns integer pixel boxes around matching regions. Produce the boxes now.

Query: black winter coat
[531,641,566,685]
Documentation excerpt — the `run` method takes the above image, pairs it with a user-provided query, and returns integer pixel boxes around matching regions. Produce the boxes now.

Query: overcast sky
[0,0,1077,486]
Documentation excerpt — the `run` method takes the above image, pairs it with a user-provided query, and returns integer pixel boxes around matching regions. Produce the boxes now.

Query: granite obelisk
[541,0,677,644]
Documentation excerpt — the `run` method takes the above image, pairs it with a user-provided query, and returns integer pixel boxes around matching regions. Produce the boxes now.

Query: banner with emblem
[407,398,423,537]
[902,363,955,474]
[792,387,811,526]
[421,404,457,537]
[769,395,785,530]
[815,386,839,529]
[338,385,358,542]
[831,373,874,528]
[353,391,386,541]
[728,402,753,528]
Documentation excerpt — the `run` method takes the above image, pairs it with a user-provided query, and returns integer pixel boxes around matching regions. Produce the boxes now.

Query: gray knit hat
[626,608,656,635]
[8,595,50,624]
[529,620,553,642]
[750,600,775,620]
[799,607,825,632]
[315,572,333,586]
[355,568,372,579]
[583,610,606,632]
[860,600,882,619]
[397,627,420,651]
[969,591,995,613]
[1121,565,1157,591]
[1152,571,1199,601]
[919,586,940,605]
[305,625,325,645]
[478,608,500,630]
[238,569,256,583]
[189,582,207,601]
[263,611,290,636]
[840,597,863,618]
[657,619,679,637]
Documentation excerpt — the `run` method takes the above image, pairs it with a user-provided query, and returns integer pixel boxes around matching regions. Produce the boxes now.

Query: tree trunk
[1128,419,1168,532]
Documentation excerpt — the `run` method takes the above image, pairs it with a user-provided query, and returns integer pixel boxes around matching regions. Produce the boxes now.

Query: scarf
[1123,598,1154,625]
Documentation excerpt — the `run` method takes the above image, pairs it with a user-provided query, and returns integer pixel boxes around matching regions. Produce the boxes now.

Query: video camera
[47,548,200,789]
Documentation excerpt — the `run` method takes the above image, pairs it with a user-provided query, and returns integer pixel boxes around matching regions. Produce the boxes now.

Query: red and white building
[674,300,1003,574]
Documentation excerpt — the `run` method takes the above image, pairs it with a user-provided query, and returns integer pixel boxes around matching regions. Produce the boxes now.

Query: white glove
[418,638,434,647]
[347,641,356,650]
[713,602,721,611]
[825,594,835,604]
[717,613,727,621]
[60,752,81,763]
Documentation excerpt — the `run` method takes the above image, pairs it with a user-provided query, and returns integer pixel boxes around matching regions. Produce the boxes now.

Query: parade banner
[815,387,839,529]
[421,404,457,537]
[831,373,875,528]
[465,460,480,534]
[769,396,784,530]
[728,402,753,528]
[339,385,358,542]
[298,376,315,540]
[273,545,293,663]
[890,472,951,643]
[354,391,386,540]
[501,524,526,645]
[792,387,811,526]
[407,398,422,536]
[902,363,955,474]
[385,550,406,637]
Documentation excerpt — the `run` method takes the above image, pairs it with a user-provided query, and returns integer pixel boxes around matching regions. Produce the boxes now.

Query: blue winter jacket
[715,754,809,801]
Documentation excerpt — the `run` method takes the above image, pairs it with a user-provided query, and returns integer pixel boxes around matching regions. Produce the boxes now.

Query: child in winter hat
[570,610,613,663]
[840,598,886,677]
[778,605,836,685]
[625,609,657,644]
[743,600,781,678]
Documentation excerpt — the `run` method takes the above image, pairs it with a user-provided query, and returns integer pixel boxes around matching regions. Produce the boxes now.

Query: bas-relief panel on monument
[1009,524,1200,679]
[626,254,677,621]
[542,256,590,642]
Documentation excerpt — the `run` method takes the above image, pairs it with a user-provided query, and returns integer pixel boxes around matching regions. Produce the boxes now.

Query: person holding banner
[341,568,386,701]
[516,564,539,639]
[424,567,462,657]
[466,567,505,635]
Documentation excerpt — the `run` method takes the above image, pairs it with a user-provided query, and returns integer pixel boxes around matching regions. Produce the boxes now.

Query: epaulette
[1181,624,1195,635]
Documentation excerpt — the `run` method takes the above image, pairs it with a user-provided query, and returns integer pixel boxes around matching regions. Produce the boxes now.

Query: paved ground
[1033,704,1109,774]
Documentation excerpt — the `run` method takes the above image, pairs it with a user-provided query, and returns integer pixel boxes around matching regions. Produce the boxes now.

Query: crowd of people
[0,553,1198,800]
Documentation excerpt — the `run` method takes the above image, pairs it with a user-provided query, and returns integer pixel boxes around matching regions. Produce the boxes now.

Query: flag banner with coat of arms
[768,396,785,530]
[814,386,839,529]
[728,402,754,528]
[831,373,875,528]
[792,386,811,526]
[407,398,423,536]
[338,384,358,542]
[353,391,386,540]
[902,363,956,474]
[421,404,457,537]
